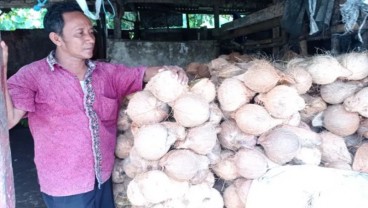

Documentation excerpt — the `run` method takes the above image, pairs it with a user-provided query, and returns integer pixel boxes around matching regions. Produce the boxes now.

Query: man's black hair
[43,1,83,35]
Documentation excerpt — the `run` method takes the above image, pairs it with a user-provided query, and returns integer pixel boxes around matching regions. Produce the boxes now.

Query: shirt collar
[46,50,96,72]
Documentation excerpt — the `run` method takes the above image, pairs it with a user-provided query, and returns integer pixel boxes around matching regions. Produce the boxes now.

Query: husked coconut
[117,107,131,131]
[189,78,216,102]
[160,121,186,141]
[179,183,224,208]
[122,148,160,178]
[115,130,134,159]
[300,94,327,124]
[242,59,281,93]
[185,62,210,78]
[319,131,352,164]
[113,178,133,207]
[288,55,352,85]
[282,112,301,127]
[126,91,169,126]
[112,159,127,183]
[172,93,210,127]
[337,52,368,80]
[284,66,313,94]
[217,78,255,112]
[258,127,301,165]
[218,119,257,151]
[256,85,305,119]
[134,124,175,160]
[352,143,368,173]
[211,150,240,180]
[175,122,220,155]
[234,104,283,135]
[357,119,368,138]
[159,149,210,182]
[320,80,364,104]
[323,104,360,137]
[145,70,188,103]
[344,87,368,117]
[281,124,321,148]
[127,170,189,206]
[235,148,269,179]
[292,147,322,166]
[208,57,229,72]
[206,140,222,165]
[223,182,245,208]
[208,102,224,125]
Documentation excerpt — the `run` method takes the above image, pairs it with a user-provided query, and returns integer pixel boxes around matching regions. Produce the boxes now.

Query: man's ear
[49,32,63,47]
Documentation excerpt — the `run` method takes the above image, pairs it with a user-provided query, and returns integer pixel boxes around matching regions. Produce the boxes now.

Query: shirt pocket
[96,95,119,121]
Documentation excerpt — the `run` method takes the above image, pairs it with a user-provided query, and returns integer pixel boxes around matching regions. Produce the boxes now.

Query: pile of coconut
[112,51,368,208]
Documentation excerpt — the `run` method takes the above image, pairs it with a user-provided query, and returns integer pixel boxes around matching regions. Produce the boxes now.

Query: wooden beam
[220,2,284,31]
[217,17,281,40]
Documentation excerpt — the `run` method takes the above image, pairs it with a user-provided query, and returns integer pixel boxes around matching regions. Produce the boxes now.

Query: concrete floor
[9,125,46,208]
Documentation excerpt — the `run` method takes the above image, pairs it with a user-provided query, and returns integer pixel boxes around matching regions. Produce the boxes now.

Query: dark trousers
[41,177,115,208]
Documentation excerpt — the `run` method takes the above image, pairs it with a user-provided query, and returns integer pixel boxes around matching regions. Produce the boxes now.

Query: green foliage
[105,11,136,30]
[0,8,46,30]
[0,8,233,31]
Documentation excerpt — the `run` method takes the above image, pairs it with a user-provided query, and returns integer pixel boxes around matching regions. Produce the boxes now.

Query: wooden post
[0,44,15,208]
[331,0,343,55]
[214,3,220,29]
[272,26,280,56]
[113,1,123,39]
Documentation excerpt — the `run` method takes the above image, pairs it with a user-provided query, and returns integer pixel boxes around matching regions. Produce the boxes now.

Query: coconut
[235,148,269,179]
[145,70,188,103]
[211,150,239,180]
[319,131,352,164]
[241,59,281,93]
[218,119,257,151]
[284,66,313,94]
[172,93,210,127]
[175,122,220,155]
[189,78,216,102]
[217,78,255,112]
[320,80,363,104]
[323,104,360,137]
[115,130,134,159]
[134,124,175,160]
[159,149,210,182]
[352,142,368,173]
[344,87,368,117]
[258,127,301,165]
[126,91,169,126]
[234,104,283,135]
[256,85,305,119]
[337,52,368,80]
[300,94,327,124]
[288,55,352,85]
[127,170,189,206]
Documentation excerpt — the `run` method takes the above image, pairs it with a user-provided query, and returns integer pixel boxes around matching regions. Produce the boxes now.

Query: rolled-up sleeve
[8,66,37,113]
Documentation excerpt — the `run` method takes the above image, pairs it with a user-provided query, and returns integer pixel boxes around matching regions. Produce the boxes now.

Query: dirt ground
[9,125,46,208]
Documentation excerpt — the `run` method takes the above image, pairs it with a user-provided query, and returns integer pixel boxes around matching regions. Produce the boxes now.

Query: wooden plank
[220,2,284,31]
[218,17,281,40]
[0,43,15,208]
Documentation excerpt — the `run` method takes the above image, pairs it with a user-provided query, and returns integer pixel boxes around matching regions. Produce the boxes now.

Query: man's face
[58,11,95,59]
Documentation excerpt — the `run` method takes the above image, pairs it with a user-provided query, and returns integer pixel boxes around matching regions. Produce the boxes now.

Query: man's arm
[1,41,26,129]
[144,65,188,84]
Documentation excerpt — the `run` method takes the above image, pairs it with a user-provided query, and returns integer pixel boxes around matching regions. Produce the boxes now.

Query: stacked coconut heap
[112,51,368,208]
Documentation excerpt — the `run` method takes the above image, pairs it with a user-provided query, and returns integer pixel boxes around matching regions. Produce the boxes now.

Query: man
[0,2,187,208]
